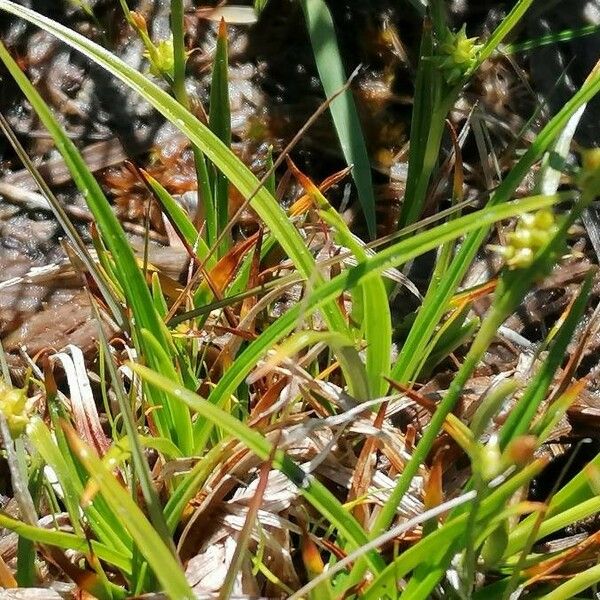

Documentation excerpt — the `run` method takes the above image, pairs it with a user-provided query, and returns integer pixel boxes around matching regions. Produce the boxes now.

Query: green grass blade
[293,164,389,398]
[399,0,533,229]
[169,0,215,243]
[29,418,102,541]
[397,17,438,228]
[129,363,385,576]
[316,208,391,399]
[499,272,593,448]
[0,0,364,395]
[209,19,232,254]
[537,73,591,197]
[299,0,376,238]
[63,424,194,598]
[398,559,451,600]
[16,464,42,587]
[476,0,535,65]
[44,393,133,551]
[506,451,600,547]
[265,145,276,197]
[504,23,600,54]
[506,495,600,560]
[0,510,132,572]
[191,194,563,449]
[539,562,600,600]
[141,171,213,266]
[151,272,168,318]
[170,0,187,104]
[361,273,392,397]
[0,39,191,450]
[163,441,227,532]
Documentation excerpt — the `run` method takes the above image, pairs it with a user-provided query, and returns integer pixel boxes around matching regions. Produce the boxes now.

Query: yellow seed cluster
[581,147,600,172]
[0,381,31,439]
[490,209,558,269]
[437,25,482,85]
[578,148,600,198]
[145,38,175,79]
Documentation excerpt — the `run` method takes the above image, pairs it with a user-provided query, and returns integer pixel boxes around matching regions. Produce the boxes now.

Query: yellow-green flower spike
[437,24,482,85]
[508,247,534,269]
[577,148,600,199]
[581,147,600,172]
[145,37,175,79]
[507,228,533,249]
[489,208,558,270]
[0,381,32,439]
[533,208,556,230]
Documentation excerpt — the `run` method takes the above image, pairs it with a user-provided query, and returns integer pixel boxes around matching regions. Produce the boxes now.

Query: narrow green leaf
[209,18,232,255]
[0,0,362,397]
[506,496,600,560]
[398,17,439,228]
[299,0,376,238]
[163,441,227,532]
[168,0,215,245]
[265,146,276,197]
[0,39,186,449]
[290,161,388,399]
[140,328,193,452]
[505,23,600,54]
[539,562,600,600]
[170,0,187,102]
[476,0,535,66]
[64,424,193,599]
[169,0,214,248]
[499,271,593,448]
[191,194,563,450]
[151,272,168,319]
[142,171,213,266]
[130,363,385,576]
[0,510,132,572]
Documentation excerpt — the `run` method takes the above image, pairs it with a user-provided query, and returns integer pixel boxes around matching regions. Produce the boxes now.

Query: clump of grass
[0,1,599,598]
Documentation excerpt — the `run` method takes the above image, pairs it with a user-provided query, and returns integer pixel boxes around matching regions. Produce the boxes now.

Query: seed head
[489,208,558,270]
[0,381,32,439]
[437,25,482,84]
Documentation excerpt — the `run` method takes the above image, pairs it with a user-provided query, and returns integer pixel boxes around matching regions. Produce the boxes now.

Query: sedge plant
[0,1,599,598]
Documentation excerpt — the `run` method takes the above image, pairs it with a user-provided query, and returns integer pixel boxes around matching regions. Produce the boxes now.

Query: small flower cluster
[0,381,32,439]
[129,12,175,79]
[489,209,559,269]
[577,148,600,198]
[145,38,175,79]
[436,24,482,85]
